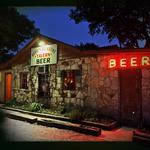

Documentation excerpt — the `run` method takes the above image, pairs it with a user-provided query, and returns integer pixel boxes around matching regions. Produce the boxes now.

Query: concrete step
[37,119,101,136]
[133,130,150,139]
[133,130,150,146]
[133,135,150,145]
[5,112,37,124]
[0,106,118,130]
[1,108,101,136]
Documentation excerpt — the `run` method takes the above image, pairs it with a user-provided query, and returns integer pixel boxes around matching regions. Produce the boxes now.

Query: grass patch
[4,100,116,124]
[29,102,43,112]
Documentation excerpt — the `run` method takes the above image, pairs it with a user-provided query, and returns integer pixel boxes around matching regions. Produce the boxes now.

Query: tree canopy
[0,7,39,55]
[69,0,150,48]
[75,42,100,50]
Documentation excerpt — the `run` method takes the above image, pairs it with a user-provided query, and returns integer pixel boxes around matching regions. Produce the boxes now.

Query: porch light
[38,41,46,46]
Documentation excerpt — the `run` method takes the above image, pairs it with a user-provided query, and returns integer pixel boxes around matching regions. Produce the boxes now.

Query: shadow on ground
[0,110,7,141]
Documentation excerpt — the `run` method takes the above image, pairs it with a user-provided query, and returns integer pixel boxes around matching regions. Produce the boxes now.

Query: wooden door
[5,73,12,101]
[120,69,142,127]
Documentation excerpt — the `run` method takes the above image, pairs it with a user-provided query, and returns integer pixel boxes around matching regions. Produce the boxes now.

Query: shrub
[5,98,29,107]
[29,102,43,112]
[67,106,102,122]
[69,109,83,121]
[38,98,50,109]
[83,109,98,120]
[5,98,18,106]
[69,106,85,121]
[57,105,66,114]
[61,103,75,114]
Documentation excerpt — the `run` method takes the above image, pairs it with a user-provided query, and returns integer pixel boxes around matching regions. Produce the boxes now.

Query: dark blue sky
[17,7,119,47]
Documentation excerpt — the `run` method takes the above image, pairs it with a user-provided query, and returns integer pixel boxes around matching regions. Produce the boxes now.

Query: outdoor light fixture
[38,41,46,46]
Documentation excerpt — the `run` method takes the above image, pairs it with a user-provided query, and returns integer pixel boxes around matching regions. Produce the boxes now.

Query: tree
[0,7,39,56]
[0,53,14,64]
[75,42,100,50]
[69,0,150,48]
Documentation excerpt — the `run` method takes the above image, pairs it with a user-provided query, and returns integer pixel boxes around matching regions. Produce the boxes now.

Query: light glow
[38,41,46,46]
[105,52,150,69]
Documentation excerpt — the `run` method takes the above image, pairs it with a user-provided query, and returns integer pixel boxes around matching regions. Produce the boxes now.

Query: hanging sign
[31,44,57,66]
[105,52,150,69]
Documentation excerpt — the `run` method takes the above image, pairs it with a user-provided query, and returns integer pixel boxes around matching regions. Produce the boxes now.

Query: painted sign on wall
[31,44,57,66]
[106,52,150,69]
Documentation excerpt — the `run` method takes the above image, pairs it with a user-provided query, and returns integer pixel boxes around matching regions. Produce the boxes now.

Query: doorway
[119,69,142,127]
[38,74,49,98]
[5,73,12,101]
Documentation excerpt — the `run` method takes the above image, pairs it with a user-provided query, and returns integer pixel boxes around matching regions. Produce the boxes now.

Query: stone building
[0,34,150,127]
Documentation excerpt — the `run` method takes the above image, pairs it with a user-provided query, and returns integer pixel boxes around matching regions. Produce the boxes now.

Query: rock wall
[87,56,120,119]
[10,55,150,124]
[12,55,120,119]
[12,64,32,103]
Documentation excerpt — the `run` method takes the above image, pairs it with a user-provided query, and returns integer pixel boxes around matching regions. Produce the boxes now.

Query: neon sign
[106,52,150,69]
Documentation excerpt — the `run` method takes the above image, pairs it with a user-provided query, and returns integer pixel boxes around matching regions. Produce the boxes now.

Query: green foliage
[65,105,87,121]
[69,108,84,121]
[38,98,50,109]
[57,105,66,114]
[0,7,39,54]
[70,0,150,48]
[0,53,14,64]
[66,105,103,122]
[60,103,75,114]
[75,42,100,50]
[59,103,100,121]
[5,98,19,106]
[4,98,114,123]
[82,109,98,120]
[5,98,30,107]
[29,102,43,112]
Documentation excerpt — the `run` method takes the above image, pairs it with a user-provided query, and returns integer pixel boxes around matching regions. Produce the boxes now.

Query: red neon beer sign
[106,52,150,69]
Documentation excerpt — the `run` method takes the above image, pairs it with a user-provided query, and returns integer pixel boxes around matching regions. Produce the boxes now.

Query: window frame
[63,70,76,91]
[20,72,28,89]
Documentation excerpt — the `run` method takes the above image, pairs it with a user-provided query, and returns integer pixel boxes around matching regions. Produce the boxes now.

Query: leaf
[0,7,39,56]
[69,0,150,48]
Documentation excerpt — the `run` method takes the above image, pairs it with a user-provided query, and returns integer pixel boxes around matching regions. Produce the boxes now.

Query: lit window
[63,70,76,90]
[20,72,28,89]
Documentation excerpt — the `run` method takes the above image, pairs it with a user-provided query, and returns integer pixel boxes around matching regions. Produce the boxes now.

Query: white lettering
[142,56,150,66]
[109,59,116,68]
[131,57,137,66]
[120,59,127,67]
[108,54,150,69]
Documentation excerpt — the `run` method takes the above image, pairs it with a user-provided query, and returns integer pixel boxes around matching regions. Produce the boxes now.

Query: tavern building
[0,34,150,127]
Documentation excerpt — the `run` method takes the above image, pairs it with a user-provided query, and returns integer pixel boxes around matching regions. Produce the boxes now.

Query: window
[63,70,76,90]
[38,65,49,73]
[20,72,28,89]
[38,74,49,98]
